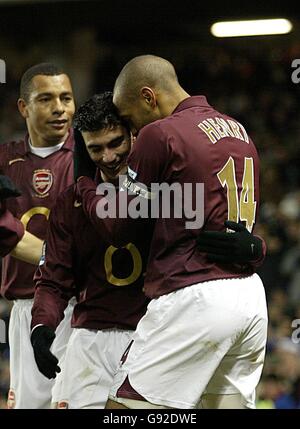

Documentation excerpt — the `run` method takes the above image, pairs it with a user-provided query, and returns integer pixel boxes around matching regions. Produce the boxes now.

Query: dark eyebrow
[35,92,53,98]
[107,135,124,147]
[87,135,124,150]
[87,142,100,149]
[35,91,73,98]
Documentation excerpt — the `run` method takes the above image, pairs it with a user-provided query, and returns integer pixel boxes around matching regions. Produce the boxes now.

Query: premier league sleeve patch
[127,166,137,180]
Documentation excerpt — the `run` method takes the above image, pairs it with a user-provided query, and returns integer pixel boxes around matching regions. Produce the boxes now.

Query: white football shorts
[55,328,133,409]
[8,297,75,409]
[109,274,268,409]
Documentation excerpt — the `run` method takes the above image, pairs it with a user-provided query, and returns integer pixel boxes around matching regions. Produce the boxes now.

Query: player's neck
[29,132,68,148]
[100,170,119,186]
[160,89,190,117]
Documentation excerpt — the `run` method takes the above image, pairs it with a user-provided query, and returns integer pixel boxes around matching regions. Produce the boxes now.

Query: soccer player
[30,92,151,409]
[0,63,76,409]
[31,92,264,409]
[76,55,268,409]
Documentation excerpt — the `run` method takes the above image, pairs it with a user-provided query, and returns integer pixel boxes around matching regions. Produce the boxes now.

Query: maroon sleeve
[0,203,24,257]
[31,191,75,331]
[77,124,168,245]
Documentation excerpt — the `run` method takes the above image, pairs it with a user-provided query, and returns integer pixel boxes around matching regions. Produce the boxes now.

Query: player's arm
[31,190,76,379]
[76,124,167,246]
[0,175,25,256]
[0,206,25,256]
[197,220,266,267]
[0,209,45,265]
[0,174,44,263]
[10,231,43,265]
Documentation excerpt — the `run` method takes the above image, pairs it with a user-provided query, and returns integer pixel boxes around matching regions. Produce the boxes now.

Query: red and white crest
[33,169,53,196]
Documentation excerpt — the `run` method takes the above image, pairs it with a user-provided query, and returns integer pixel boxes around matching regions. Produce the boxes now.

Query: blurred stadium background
[1,0,300,409]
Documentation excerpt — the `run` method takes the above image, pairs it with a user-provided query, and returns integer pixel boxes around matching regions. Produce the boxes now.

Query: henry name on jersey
[198,117,249,144]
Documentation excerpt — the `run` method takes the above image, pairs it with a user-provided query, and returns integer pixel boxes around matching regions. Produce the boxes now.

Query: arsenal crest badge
[33,169,53,198]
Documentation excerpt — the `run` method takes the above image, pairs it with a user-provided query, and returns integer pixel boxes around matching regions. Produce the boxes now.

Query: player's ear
[17,98,29,119]
[130,133,137,146]
[141,87,156,108]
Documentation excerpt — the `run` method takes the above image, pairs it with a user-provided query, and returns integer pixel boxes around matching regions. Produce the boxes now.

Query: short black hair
[20,62,66,101]
[73,92,127,132]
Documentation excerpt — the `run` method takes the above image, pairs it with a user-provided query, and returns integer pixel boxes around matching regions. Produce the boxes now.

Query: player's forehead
[83,125,127,146]
[30,74,73,97]
[113,92,133,117]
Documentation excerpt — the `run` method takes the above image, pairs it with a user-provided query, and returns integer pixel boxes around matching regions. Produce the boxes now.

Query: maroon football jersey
[0,203,24,257]
[77,96,261,299]
[0,130,74,299]
[31,183,151,331]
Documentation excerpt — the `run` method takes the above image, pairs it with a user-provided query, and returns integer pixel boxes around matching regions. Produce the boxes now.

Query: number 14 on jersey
[217,156,256,232]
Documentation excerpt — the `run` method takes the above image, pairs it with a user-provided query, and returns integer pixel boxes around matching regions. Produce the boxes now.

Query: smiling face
[82,125,131,182]
[18,74,75,147]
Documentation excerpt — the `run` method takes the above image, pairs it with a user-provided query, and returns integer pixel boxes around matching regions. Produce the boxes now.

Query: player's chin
[47,123,70,137]
[51,130,66,139]
[103,164,126,181]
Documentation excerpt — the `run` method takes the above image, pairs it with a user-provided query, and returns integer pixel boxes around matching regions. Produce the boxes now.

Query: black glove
[0,175,21,200]
[73,129,96,181]
[31,325,60,379]
[197,220,263,264]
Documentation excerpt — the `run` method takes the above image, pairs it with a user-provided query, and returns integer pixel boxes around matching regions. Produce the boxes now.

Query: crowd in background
[1,27,300,408]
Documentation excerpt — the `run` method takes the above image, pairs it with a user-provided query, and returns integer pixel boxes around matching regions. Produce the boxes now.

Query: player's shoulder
[0,139,27,172]
[0,138,27,162]
[138,120,168,142]
[141,109,189,136]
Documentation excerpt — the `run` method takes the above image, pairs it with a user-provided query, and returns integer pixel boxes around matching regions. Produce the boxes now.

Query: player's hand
[0,175,21,200]
[31,325,61,379]
[197,220,263,264]
[73,129,97,181]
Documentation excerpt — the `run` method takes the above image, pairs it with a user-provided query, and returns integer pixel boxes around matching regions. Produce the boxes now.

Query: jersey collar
[173,96,211,114]
[24,128,74,154]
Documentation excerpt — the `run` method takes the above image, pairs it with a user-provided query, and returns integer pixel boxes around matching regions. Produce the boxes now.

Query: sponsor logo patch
[33,169,53,197]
